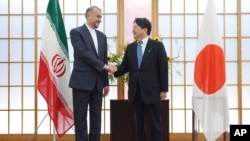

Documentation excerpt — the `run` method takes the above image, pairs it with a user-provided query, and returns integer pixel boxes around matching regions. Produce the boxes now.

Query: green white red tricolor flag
[192,0,229,140]
[38,0,74,137]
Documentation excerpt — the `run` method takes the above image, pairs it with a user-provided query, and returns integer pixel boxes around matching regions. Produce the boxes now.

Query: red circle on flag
[52,54,66,77]
[194,44,226,95]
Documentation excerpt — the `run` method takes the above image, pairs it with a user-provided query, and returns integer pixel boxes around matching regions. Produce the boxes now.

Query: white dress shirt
[139,36,149,55]
[86,24,98,54]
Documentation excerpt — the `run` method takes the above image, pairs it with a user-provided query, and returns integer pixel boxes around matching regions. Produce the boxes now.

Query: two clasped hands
[104,64,117,74]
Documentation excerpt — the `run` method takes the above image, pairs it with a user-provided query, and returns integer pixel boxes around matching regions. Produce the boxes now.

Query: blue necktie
[137,41,143,68]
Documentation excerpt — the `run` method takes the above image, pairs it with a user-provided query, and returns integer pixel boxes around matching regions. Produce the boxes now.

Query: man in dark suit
[113,18,169,141]
[69,6,112,141]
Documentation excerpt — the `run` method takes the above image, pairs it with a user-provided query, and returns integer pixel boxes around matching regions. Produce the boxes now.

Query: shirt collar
[138,36,149,46]
[85,23,95,32]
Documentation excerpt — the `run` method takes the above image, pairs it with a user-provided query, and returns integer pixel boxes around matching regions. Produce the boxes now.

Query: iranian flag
[38,0,74,137]
[192,0,229,141]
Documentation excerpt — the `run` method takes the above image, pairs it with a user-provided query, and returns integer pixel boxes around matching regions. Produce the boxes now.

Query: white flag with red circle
[192,0,229,140]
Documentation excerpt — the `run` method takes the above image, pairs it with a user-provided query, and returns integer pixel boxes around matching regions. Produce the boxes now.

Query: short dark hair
[133,18,152,35]
[85,6,101,19]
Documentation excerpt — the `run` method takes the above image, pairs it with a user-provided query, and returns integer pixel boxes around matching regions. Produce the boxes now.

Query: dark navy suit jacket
[114,39,168,104]
[69,24,109,92]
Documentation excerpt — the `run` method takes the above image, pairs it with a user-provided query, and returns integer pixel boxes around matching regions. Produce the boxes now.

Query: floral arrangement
[107,37,181,83]
[107,41,128,83]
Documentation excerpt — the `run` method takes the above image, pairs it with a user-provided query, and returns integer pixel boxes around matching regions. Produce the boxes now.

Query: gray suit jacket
[69,24,109,92]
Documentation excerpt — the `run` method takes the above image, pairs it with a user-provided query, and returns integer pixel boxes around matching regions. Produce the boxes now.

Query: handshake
[104,64,117,74]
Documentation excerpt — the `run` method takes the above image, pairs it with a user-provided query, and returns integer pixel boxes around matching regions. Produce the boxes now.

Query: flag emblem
[52,54,67,77]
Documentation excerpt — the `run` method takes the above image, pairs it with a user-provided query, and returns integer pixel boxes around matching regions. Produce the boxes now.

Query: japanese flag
[192,0,229,140]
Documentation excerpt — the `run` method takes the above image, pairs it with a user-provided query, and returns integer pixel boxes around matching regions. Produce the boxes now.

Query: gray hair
[85,6,101,19]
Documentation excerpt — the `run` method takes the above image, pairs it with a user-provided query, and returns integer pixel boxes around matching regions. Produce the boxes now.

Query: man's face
[132,23,146,41]
[88,8,102,28]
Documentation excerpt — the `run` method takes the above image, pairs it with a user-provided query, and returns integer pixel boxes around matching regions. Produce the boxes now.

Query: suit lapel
[132,40,153,69]
[140,39,153,67]
[81,25,98,56]
[130,42,140,68]
[96,31,103,58]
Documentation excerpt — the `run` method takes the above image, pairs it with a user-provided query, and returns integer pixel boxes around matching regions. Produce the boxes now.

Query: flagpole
[192,110,198,141]
[53,125,57,141]
[223,132,226,141]
[29,113,49,141]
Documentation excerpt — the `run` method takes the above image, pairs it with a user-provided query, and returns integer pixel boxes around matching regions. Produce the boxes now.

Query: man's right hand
[104,64,117,73]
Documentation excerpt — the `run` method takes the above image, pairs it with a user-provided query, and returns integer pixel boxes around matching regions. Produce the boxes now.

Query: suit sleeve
[103,37,109,86]
[158,42,169,92]
[70,29,105,72]
[114,46,129,78]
